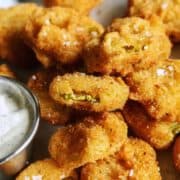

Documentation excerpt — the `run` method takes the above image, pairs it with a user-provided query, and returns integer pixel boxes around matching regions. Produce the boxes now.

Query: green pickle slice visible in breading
[50,73,129,112]
[63,93,98,103]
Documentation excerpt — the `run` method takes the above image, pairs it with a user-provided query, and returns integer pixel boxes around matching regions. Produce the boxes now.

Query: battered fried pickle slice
[123,101,180,149]
[23,7,104,67]
[16,159,78,180]
[28,69,71,125]
[84,16,171,76]
[125,59,180,122]
[0,4,38,68]
[49,72,129,112]
[128,0,180,42]
[49,112,128,171]
[43,0,102,15]
[81,138,161,180]
[0,64,15,78]
[128,0,170,19]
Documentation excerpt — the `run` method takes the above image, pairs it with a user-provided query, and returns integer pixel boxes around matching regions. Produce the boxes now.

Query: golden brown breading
[123,101,180,149]
[84,16,171,76]
[0,64,15,78]
[16,159,78,180]
[0,4,38,68]
[49,72,129,112]
[43,0,102,15]
[23,7,104,67]
[28,68,71,125]
[173,136,180,171]
[128,0,169,19]
[49,112,128,171]
[81,138,161,180]
[128,0,180,42]
[125,59,180,122]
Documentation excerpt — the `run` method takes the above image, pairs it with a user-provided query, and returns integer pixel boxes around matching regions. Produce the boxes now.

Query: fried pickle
[43,0,102,15]
[84,16,171,76]
[49,112,128,171]
[23,7,104,67]
[0,64,15,78]
[81,138,161,180]
[125,59,180,122]
[16,159,78,180]
[0,4,38,68]
[49,72,129,112]
[129,0,180,42]
[28,68,71,125]
[123,101,180,149]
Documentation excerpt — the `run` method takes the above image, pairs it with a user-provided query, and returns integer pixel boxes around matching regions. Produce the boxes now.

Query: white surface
[0,0,17,8]
[91,0,127,26]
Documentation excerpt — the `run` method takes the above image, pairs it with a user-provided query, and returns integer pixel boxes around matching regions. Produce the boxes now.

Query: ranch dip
[0,78,31,160]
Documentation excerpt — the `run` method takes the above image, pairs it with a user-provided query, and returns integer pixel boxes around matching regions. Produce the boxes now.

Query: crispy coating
[28,68,71,125]
[49,112,128,171]
[49,72,129,112]
[43,0,102,15]
[0,64,15,78]
[16,159,78,180]
[0,4,38,68]
[125,59,180,122]
[129,0,180,42]
[84,16,171,76]
[128,0,169,19]
[23,7,104,67]
[123,101,180,149]
[81,138,161,180]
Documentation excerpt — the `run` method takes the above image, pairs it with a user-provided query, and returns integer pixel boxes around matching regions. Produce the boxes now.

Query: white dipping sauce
[0,81,31,159]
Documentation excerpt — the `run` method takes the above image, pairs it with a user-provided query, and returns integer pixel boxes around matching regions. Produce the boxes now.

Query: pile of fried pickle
[0,0,179,179]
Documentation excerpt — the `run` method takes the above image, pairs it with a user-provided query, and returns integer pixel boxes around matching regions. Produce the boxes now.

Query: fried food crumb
[49,112,127,171]
[49,72,129,112]
[84,16,171,76]
[81,138,161,180]
[23,6,104,67]
[28,69,71,125]
[16,159,78,180]
[0,64,15,78]
[129,0,180,42]
[125,59,180,122]
[43,0,102,15]
[0,4,38,68]
[123,101,180,149]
